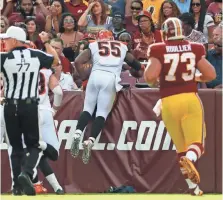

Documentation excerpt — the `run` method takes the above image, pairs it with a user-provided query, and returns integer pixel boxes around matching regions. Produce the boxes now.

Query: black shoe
[18,172,36,196]
[12,187,23,196]
[56,188,65,195]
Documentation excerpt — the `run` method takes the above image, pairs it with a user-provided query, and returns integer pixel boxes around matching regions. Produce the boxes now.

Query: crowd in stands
[0,0,222,89]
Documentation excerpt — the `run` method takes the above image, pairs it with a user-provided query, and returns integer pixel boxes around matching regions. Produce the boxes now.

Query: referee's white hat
[0,26,26,42]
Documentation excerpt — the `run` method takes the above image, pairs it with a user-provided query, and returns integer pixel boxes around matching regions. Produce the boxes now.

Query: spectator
[105,3,112,16]
[172,0,192,14]
[25,18,44,49]
[179,12,208,49]
[104,0,126,17]
[1,0,16,17]
[78,0,113,35]
[50,38,73,74]
[45,0,67,34]
[142,0,164,27]
[207,0,222,25]
[133,11,162,59]
[158,0,181,29]
[8,0,46,32]
[119,32,133,52]
[58,13,83,61]
[65,0,88,21]
[206,0,214,7]
[125,0,143,34]
[0,16,9,52]
[112,12,127,40]
[53,62,79,91]
[119,32,133,71]
[206,25,222,88]
[35,0,51,17]
[0,16,9,34]
[190,0,215,42]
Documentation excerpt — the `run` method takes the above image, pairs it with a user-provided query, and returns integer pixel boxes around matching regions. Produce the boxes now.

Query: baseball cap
[0,26,26,42]
[112,12,124,20]
[136,11,152,21]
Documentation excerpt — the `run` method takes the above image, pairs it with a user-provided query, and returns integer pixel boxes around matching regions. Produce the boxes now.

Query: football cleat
[34,182,47,194]
[190,185,203,196]
[82,139,94,164]
[70,134,81,158]
[18,172,36,196]
[180,156,200,184]
[12,187,23,196]
[56,188,65,195]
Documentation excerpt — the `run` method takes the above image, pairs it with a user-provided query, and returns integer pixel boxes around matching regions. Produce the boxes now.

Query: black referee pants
[4,101,43,188]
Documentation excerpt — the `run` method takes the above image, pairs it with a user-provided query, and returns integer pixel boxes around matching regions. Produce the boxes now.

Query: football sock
[91,116,105,139]
[76,111,92,131]
[185,178,197,189]
[186,151,198,162]
[46,173,62,192]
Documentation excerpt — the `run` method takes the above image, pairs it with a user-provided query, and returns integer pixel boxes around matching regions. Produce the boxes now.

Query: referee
[0,26,59,195]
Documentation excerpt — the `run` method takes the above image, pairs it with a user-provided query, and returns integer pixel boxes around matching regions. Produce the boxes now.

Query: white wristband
[52,85,63,107]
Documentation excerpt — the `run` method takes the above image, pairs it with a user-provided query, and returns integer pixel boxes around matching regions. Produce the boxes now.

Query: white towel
[153,99,162,117]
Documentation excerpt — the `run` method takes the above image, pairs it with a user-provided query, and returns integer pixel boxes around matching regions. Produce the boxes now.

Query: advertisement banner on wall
[1,89,221,193]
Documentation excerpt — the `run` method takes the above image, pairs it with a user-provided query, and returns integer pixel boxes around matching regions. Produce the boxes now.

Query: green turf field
[1,194,222,200]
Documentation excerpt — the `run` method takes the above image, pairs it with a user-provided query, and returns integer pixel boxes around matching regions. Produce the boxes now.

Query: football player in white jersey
[70,30,144,164]
[35,66,64,194]
[0,67,64,195]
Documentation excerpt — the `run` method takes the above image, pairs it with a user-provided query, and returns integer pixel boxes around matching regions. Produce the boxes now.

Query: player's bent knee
[44,143,59,161]
[46,149,58,161]
[51,151,59,161]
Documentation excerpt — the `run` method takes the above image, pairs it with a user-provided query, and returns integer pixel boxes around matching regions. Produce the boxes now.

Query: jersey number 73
[164,52,196,81]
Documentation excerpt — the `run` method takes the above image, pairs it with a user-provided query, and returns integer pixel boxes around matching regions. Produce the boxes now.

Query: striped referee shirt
[0,46,54,100]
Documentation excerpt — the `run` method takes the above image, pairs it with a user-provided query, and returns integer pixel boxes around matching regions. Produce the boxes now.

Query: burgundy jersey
[148,40,206,98]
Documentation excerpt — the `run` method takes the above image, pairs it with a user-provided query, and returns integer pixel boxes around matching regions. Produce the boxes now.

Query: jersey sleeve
[43,68,53,80]
[0,53,7,69]
[34,50,54,69]
[88,42,97,56]
[147,44,162,62]
[121,42,128,52]
[194,43,206,64]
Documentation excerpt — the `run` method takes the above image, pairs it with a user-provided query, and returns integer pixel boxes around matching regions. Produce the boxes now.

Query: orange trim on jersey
[88,40,96,43]
[82,79,88,91]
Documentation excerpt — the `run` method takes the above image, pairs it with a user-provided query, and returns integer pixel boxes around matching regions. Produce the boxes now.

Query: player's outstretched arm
[124,52,142,71]
[49,74,63,116]
[39,32,60,67]
[74,49,92,80]
[144,57,161,84]
[196,57,216,82]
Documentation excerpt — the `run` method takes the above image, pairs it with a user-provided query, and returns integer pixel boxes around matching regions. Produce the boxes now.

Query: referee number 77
[17,61,30,72]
